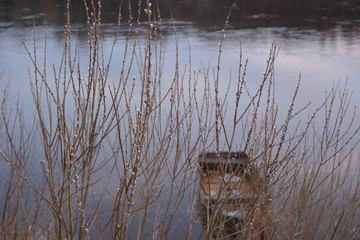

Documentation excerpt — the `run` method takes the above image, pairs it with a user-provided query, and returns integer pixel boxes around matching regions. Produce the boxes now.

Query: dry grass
[0,1,360,239]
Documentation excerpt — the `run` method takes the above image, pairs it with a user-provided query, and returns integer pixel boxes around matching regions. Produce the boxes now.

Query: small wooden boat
[198,152,254,217]
[198,151,269,239]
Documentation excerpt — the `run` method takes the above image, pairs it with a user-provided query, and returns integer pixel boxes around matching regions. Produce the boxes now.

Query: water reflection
[1,19,359,131]
[1,0,360,28]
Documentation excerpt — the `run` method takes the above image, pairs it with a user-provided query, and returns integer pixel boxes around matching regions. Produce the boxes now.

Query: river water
[1,0,360,118]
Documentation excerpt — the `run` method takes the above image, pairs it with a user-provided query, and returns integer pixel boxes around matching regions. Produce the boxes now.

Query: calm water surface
[1,1,360,118]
